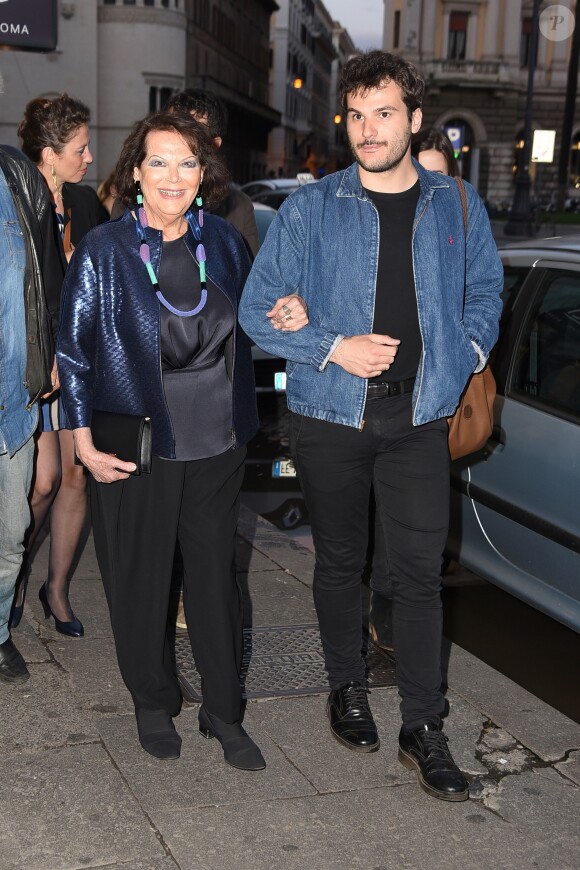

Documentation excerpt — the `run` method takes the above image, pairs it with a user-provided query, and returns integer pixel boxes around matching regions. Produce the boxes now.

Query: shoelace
[343,684,371,712]
[420,729,451,758]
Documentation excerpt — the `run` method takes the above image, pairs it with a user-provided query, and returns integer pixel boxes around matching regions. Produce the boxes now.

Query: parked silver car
[242,174,315,210]
[446,236,580,633]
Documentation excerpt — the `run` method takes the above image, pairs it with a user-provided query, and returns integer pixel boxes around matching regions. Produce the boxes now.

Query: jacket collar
[336,158,451,201]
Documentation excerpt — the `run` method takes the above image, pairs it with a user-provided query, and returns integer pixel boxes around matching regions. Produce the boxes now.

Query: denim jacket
[239,160,504,429]
[0,168,37,455]
[57,210,258,458]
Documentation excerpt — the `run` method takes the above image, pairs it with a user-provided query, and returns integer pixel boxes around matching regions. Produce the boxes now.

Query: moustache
[357,140,386,148]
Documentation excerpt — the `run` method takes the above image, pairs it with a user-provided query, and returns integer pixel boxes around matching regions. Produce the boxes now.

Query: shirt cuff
[471,340,487,373]
[319,334,345,371]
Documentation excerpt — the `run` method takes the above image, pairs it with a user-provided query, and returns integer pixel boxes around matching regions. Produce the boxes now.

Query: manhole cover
[175,623,396,703]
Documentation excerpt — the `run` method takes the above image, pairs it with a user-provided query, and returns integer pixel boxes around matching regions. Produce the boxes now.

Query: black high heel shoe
[9,569,29,629]
[39,583,84,638]
[198,706,266,771]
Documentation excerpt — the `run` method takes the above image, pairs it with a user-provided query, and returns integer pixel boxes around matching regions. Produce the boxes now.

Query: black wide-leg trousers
[291,395,450,731]
[90,447,246,723]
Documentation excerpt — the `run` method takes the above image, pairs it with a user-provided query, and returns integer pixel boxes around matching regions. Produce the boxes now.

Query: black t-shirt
[366,180,421,382]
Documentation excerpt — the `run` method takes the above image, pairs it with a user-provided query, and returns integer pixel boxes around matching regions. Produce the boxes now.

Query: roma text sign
[0,0,57,52]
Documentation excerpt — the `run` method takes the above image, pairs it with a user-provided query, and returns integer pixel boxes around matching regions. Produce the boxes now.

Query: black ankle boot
[135,709,181,760]
[198,707,265,771]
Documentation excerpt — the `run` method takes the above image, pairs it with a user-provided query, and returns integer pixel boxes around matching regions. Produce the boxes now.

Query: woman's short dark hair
[115,112,230,210]
[412,128,459,177]
[18,94,91,165]
[339,51,424,120]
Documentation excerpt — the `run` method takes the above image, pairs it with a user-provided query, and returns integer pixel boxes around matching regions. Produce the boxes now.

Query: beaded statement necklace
[134,179,207,317]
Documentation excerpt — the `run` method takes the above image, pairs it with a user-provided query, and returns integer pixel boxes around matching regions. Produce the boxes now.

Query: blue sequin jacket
[56,209,258,458]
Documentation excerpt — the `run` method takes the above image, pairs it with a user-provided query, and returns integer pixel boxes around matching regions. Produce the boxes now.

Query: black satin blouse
[158,235,234,460]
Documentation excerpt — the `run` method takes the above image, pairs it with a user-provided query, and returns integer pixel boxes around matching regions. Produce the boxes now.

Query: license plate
[272,458,296,478]
[274,371,287,391]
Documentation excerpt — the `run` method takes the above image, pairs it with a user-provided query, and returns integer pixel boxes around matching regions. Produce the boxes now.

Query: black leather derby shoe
[326,681,380,752]
[398,723,469,801]
[0,638,30,684]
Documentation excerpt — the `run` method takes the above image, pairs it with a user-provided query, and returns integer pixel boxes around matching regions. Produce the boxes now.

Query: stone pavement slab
[0,744,164,870]
[4,510,579,869]
[237,507,315,588]
[257,690,487,795]
[153,784,555,870]
[97,706,317,814]
[0,663,98,756]
[445,643,580,761]
[239,568,318,626]
[556,750,580,786]
[485,768,580,867]
[48,637,133,716]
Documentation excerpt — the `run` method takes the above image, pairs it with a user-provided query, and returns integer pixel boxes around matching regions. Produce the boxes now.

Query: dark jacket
[62,182,109,247]
[0,145,64,402]
[213,186,259,258]
[57,209,258,458]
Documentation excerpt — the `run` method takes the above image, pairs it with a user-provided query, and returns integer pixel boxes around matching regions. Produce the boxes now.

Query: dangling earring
[193,186,207,290]
[195,185,203,227]
[50,163,61,198]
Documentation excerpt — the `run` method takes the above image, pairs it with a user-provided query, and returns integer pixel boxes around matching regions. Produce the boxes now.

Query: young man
[0,145,62,683]
[239,52,503,802]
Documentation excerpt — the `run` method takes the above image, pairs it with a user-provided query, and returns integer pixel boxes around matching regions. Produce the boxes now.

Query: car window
[510,270,580,419]
[242,184,268,197]
[252,191,292,210]
[502,266,530,311]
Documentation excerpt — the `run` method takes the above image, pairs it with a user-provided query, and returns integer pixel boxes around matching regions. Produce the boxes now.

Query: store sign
[444,125,464,156]
[0,0,57,52]
[531,130,556,163]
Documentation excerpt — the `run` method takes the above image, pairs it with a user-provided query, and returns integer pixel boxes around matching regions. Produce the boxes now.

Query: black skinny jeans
[291,394,449,730]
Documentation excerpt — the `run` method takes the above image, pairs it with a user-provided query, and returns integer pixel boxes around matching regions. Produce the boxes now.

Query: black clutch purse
[89,410,152,475]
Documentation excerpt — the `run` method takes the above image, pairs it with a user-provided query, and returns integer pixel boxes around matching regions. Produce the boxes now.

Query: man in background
[0,145,62,683]
[167,88,259,257]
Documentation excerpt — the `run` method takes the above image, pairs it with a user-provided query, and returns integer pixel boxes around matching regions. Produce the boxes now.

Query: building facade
[267,0,356,177]
[0,0,280,186]
[0,0,187,185]
[383,0,580,207]
[184,0,280,182]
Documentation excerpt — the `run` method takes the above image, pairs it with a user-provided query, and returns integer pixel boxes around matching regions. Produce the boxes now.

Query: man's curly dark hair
[339,51,424,121]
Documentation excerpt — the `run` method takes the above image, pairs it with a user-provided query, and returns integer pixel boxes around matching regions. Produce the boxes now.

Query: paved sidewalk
[1,506,579,870]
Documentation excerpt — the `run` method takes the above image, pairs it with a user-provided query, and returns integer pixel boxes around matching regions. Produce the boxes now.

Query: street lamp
[504,0,540,236]
[293,77,303,89]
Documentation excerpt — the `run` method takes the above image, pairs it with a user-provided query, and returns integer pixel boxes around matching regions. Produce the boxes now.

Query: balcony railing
[424,59,509,83]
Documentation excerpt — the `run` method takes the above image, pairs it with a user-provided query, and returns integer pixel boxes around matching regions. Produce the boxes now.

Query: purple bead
[196,243,206,262]
[140,243,150,264]
[198,209,204,227]
[138,207,148,227]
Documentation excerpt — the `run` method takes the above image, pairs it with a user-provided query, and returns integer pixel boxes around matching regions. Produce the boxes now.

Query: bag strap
[455,176,467,234]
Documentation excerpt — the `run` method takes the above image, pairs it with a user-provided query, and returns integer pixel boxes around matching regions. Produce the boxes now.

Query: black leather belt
[366,377,415,399]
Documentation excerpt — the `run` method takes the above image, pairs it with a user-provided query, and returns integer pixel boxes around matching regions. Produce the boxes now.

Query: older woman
[57,112,305,766]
